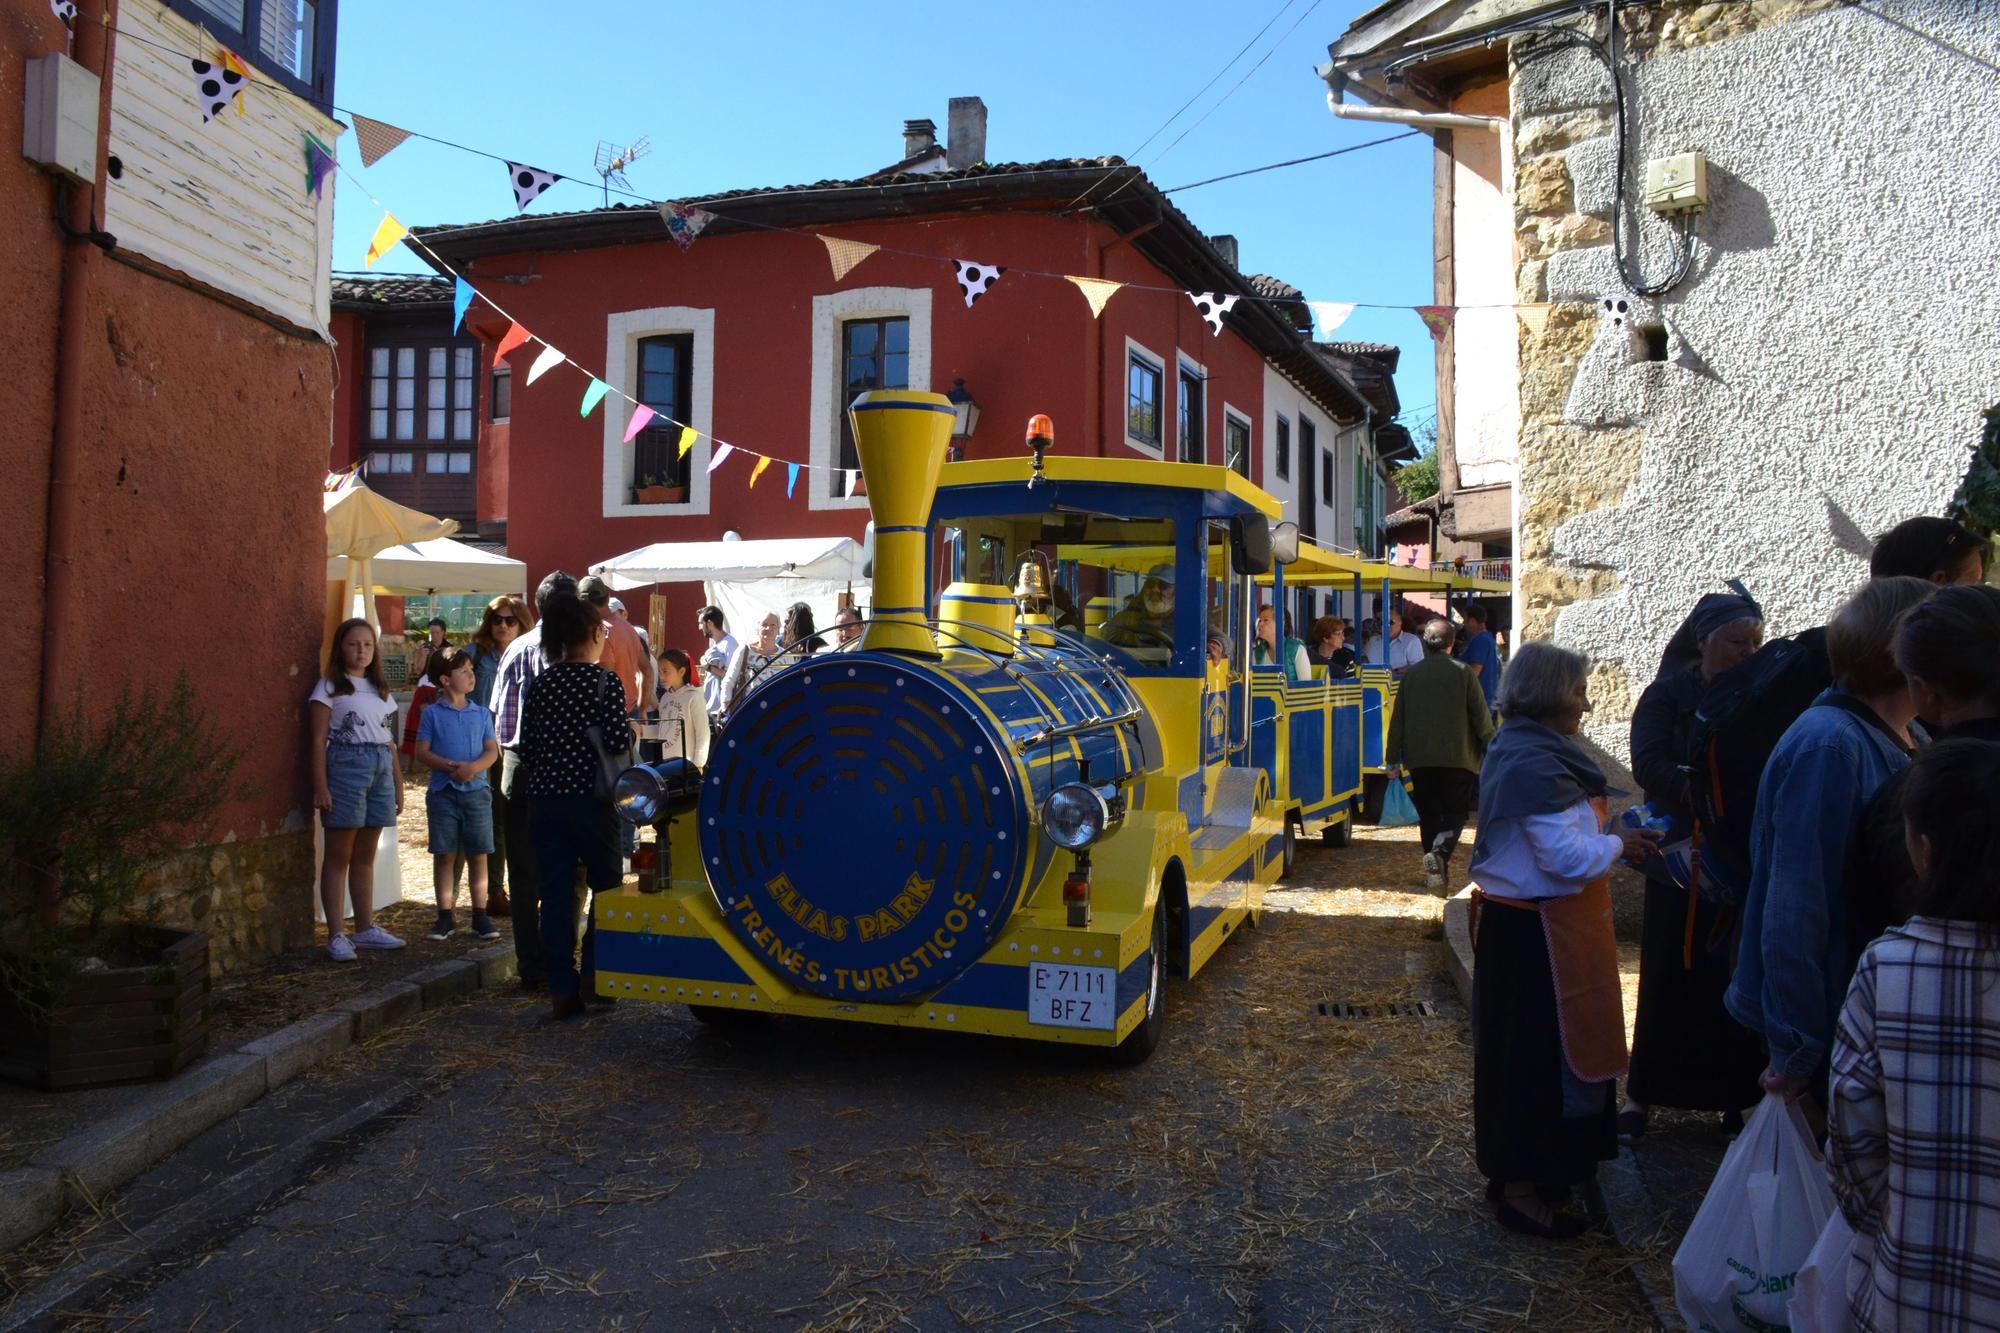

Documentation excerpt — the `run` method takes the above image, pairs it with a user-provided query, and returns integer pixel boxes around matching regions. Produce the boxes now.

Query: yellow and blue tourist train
[595,389,1504,1062]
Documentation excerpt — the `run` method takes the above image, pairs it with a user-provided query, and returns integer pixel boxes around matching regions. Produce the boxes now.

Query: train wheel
[1109,898,1168,1066]
[1322,814,1352,848]
[688,1005,772,1037]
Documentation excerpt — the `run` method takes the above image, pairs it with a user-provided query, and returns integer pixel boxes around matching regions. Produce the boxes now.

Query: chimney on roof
[903,118,938,161]
[946,96,987,169]
[1211,234,1240,269]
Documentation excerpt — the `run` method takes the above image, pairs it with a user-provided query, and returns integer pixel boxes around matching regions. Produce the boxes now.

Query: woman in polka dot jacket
[519,589,635,1020]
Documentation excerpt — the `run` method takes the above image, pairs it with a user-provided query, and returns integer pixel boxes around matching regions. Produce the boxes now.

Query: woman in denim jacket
[1725,577,1938,1108]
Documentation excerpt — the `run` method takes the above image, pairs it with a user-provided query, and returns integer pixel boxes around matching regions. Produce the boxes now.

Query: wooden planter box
[0,926,209,1090]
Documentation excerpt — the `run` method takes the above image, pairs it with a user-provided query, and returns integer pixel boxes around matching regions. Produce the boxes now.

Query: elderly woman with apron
[1470,642,1660,1238]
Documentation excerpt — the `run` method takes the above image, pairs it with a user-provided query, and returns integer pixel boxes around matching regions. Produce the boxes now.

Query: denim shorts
[325,744,397,829]
[427,784,494,855]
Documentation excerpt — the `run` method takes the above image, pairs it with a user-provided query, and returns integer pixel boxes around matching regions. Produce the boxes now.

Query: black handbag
[581,670,627,802]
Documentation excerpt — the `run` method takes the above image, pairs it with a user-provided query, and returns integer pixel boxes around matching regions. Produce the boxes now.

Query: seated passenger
[1104,567,1175,653]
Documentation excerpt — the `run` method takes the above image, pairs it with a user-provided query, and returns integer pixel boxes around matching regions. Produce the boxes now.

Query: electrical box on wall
[1645,151,1708,214]
[22,52,100,185]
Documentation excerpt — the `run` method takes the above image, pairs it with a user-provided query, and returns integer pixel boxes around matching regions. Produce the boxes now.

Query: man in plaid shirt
[1829,738,2000,1331]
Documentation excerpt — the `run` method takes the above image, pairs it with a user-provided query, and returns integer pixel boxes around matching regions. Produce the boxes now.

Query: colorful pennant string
[452,278,475,333]
[953,261,1005,308]
[1307,301,1356,338]
[622,405,657,443]
[1067,276,1122,319]
[1415,305,1455,342]
[350,114,412,167]
[1518,304,1552,336]
[580,378,610,416]
[491,321,530,365]
[1188,291,1240,337]
[748,456,772,488]
[50,1,77,30]
[708,443,735,473]
[363,212,408,268]
[658,202,713,251]
[820,235,879,283]
[676,425,697,459]
[525,344,564,386]
[787,464,799,498]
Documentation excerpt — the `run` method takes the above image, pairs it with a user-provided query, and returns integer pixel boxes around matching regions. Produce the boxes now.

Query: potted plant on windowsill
[633,475,687,504]
[0,676,249,1090]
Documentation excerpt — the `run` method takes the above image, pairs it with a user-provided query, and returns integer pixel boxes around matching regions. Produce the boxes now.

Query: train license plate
[1026,962,1115,1030]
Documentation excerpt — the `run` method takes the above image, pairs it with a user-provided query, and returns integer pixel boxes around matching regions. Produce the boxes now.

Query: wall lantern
[946,378,981,441]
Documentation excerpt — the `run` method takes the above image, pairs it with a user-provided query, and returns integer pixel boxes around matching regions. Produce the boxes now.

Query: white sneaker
[327,933,357,962]
[1423,852,1446,893]
[351,924,405,950]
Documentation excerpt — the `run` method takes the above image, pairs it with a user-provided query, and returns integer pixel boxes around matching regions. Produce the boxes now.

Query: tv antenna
[594,137,652,205]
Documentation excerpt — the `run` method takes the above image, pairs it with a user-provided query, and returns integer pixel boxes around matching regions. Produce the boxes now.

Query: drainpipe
[1318,64,1512,182]
[42,2,117,752]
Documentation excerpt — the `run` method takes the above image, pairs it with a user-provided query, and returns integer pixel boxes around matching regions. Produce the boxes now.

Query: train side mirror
[1230,516,1273,576]
[1271,521,1300,566]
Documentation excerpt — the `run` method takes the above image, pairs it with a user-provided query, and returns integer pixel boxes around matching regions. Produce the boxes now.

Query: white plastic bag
[1673,1094,1837,1332]
[1789,1208,1864,1332]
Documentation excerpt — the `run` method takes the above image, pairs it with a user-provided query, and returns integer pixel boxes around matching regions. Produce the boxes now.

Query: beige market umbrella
[323,480,459,633]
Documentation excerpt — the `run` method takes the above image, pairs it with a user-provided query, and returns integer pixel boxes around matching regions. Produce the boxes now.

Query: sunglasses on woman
[493,614,518,625]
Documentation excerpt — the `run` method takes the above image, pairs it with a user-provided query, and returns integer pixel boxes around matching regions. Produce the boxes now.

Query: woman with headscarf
[1618,588,1769,1145]
[1470,642,1660,1238]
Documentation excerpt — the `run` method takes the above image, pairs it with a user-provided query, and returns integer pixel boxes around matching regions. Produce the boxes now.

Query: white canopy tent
[591,535,868,646]
[327,536,527,598]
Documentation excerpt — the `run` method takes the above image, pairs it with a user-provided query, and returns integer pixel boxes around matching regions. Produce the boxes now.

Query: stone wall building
[1327,0,1999,758]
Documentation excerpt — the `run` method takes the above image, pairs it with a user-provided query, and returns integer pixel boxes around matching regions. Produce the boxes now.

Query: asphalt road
[0,831,1656,1332]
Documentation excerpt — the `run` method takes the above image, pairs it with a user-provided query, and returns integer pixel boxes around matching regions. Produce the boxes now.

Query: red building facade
[391,156,1373,638]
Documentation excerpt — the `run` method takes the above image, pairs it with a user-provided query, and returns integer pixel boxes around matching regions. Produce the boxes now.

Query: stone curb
[8,941,518,1257]
[1440,884,1680,1331]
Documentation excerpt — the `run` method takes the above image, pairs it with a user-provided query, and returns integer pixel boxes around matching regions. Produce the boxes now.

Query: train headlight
[614,759,702,825]
[1040,783,1118,850]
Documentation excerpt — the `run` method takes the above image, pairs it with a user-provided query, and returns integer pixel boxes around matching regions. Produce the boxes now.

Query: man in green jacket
[1385,617,1496,892]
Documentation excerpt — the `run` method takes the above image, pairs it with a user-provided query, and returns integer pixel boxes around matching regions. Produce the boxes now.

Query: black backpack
[1685,627,1834,903]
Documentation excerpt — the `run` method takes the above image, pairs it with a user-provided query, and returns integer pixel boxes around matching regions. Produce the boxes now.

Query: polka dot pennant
[506,161,559,212]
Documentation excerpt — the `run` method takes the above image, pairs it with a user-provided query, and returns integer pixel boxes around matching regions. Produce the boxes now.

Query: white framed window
[601,306,716,518]
[1175,350,1208,465]
[1123,336,1167,458]
[1222,403,1252,478]
[809,287,933,511]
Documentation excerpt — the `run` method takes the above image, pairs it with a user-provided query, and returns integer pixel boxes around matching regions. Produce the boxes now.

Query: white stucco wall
[1450,79,1521,489]
[1532,2,2000,757]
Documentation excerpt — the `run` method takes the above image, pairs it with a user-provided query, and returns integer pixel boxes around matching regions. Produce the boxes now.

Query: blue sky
[330,0,1437,436]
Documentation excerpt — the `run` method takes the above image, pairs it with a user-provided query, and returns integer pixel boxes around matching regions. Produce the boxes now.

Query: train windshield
[937,513,1195,673]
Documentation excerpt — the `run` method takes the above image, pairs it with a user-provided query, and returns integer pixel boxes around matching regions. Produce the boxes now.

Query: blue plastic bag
[1380,769,1419,827]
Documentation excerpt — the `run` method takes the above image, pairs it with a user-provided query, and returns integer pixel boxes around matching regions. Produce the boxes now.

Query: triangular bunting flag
[845,468,861,496]
[525,344,564,386]
[304,132,336,198]
[820,235,879,283]
[953,260,1006,308]
[221,51,249,115]
[491,321,530,365]
[50,1,77,30]
[350,114,412,168]
[1306,301,1356,339]
[657,201,713,251]
[1188,291,1241,337]
[749,456,772,488]
[191,57,247,124]
[1415,305,1455,342]
[786,463,799,499]
[707,444,735,473]
[1518,304,1552,337]
[452,278,475,333]
[363,212,408,268]
[676,425,697,459]
[622,405,657,443]
[580,378,610,417]
[505,161,559,212]
[1066,276,1122,319]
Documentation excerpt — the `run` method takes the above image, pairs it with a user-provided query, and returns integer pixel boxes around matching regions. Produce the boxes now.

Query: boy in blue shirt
[414,648,501,940]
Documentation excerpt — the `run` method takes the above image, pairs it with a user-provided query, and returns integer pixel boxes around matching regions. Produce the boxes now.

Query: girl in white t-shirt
[308,619,407,962]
